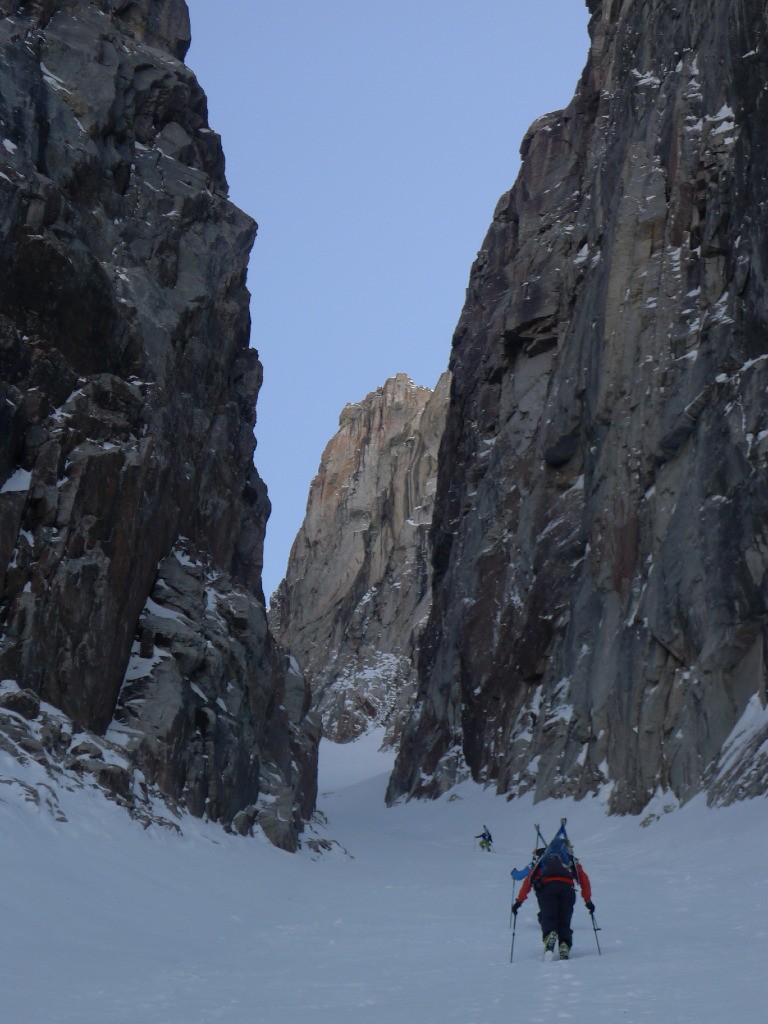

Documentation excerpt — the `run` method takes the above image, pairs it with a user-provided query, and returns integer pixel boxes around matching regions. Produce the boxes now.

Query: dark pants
[536,880,576,947]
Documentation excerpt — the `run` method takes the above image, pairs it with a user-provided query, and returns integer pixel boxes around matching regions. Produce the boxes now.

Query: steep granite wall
[0,0,317,847]
[389,0,768,812]
[270,373,449,745]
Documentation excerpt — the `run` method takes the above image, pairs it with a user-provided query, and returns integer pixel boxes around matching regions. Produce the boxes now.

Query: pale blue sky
[184,1,591,601]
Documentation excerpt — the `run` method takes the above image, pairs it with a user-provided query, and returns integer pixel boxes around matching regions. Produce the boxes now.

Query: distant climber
[475,826,493,852]
[511,824,595,960]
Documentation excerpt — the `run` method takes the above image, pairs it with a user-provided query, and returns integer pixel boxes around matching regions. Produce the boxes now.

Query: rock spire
[270,372,450,746]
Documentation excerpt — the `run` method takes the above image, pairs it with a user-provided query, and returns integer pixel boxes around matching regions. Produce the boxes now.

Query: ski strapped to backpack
[510,823,549,883]
[509,823,547,919]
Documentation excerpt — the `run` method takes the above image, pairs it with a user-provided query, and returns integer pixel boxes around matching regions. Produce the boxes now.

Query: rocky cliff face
[388,0,768,812]
[0,0,317,848]
[270,373,449,745]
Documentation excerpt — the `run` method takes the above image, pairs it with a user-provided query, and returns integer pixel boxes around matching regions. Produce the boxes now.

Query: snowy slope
[0,731,765,1024]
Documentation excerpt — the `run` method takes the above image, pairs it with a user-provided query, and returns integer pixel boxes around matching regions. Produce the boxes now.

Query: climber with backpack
[475,826,493,852]
[511,821,595,960]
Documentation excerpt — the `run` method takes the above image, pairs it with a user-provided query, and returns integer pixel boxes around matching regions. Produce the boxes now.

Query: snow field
[0,730,765,1023]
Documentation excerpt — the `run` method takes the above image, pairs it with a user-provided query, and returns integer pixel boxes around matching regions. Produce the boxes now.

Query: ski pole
[590,910,602,955]
[509,877,517,928]
[510,905,518,963]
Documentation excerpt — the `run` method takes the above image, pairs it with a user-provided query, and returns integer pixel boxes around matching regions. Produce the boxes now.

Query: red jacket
[517,860,592,904]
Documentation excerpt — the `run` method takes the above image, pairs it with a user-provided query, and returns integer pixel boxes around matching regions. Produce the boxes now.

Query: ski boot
[559,941,570,960]
[543,931,558,960]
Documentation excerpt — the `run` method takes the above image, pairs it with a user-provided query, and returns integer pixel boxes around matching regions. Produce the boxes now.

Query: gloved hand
[585,900,595,914]
[512,901,521,916]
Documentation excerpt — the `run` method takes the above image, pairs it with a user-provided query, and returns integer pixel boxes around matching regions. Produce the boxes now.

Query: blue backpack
[539,833,575,880]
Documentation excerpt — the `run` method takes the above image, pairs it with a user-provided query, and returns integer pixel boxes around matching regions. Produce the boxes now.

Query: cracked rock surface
[271,373,449,748]
[389,0,768,813]
[0,0,317,847]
